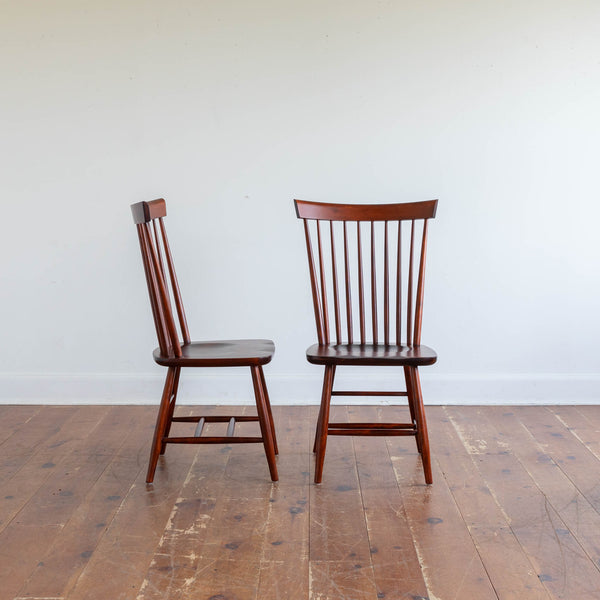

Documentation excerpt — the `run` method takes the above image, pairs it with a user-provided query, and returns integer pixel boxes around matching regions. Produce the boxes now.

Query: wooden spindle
[146,222,182,357]
[152,220,167,283]
[194,417,205,437]
[414,219,429,345]
[139,224,169,355]
[396,221,402,346]
[226,417,236,437]
[303,220,326,345]
[343,222,353,344]
[406,220,415,347]
[151,219,176,341]
[329,221,342,344]
[159,218,190,344]
[370,221,378,344]
[357,222,365,345]
[384,221,389,346]
[316,220,330,344]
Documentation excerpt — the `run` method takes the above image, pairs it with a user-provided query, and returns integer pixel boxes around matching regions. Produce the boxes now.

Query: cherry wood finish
[131,199,278,483]
[295,198,438,483]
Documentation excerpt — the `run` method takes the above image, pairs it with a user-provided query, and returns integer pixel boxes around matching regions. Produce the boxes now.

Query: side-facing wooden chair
[131,199,278,483]
[295,199,438,484]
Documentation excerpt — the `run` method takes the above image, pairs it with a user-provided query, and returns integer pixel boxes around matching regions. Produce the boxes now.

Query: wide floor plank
[389,407,499,600]
[430,407,550,600]
[448,405,600,599]
[352,405,429,600]
[2,404,600,600]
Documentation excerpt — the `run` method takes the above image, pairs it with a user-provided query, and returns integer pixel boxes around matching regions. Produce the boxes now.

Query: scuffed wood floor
[1,404,600,599]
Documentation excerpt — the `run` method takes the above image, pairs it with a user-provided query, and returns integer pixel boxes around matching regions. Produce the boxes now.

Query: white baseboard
[0,372,598,405]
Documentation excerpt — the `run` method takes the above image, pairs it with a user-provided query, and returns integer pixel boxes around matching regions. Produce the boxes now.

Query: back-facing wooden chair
[295,199,438,484]
[131,199,278,483]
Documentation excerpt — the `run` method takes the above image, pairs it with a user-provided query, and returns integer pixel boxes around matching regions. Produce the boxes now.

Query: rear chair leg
[147,366,177,483]
[251,365,278,481]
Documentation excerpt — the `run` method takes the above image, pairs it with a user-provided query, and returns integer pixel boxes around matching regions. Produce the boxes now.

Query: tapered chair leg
[408,367,432,484]
[147,366,177,483]
[313,365,335,453]
[313,400,323,454]
[314,365,335,484]
[160,366,181,455]
[251,365,278,481]
[258,366,278,455]
[404,365,422,454]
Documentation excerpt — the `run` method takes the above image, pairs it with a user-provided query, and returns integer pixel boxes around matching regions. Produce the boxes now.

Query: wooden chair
[131,199,278,483]
[295,199,438,484]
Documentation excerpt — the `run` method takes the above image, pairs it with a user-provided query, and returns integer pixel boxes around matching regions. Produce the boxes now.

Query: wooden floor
[2,404,600,599]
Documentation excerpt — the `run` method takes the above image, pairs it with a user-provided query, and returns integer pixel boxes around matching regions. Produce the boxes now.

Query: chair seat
[306,343,437,366]
[154,339,275,367]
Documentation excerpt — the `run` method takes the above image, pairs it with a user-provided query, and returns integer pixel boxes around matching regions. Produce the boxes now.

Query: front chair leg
[313,365,336,453]
[147,366,177,483]
[404,365,422,454]
[258,365,278,455]
[251,365,278,482]
[408,366,433,485]
[160,366,181,455]
[314,365,335,484]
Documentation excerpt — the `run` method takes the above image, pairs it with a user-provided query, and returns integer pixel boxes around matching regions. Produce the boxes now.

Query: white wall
[2,0,599,405]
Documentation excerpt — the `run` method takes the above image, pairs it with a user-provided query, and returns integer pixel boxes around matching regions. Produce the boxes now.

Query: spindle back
[131,199,190,357]
[295,199,438,347]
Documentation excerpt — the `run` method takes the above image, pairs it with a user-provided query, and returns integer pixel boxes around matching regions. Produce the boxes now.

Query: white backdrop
[2,0,599,405]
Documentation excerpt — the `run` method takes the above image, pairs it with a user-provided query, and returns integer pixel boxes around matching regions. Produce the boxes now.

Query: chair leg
[313,365,336,453]
[408,367,432,484]
[251,365,278,482]
[314,365,335,484]
[312,400,322,454]
[147,366,177,484]
[404,365,422,454]
[258,366,278,455]
[160,366,181,455]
